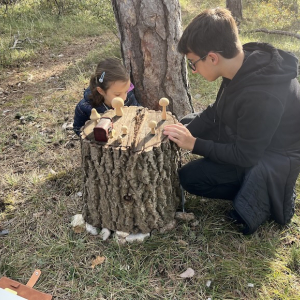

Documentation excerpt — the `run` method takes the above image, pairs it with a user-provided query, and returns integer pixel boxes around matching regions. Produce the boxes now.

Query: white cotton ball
[85,223,98,235]
[71,214,85,227]
[100,228,111,241]
[125,233,150,243]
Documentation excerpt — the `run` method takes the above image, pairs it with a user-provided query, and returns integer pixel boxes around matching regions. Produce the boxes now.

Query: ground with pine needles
[1,0,300,299]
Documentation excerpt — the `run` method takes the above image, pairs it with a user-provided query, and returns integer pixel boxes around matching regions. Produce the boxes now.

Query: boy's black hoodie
[186,42,300,233]
[188,42,300,167]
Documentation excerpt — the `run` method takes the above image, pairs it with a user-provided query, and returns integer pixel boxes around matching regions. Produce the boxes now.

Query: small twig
[11,38,19,49]
[47,88,66,91]
[10,36,40,49]
[3,217,17,227]
[248,28,300,40]
[24,37,32,43]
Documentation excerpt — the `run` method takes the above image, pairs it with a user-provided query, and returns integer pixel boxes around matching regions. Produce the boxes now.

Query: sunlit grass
[180,0,226,26]
[242,0,300,31]
[0,0,300,299]
[0,0,116,67]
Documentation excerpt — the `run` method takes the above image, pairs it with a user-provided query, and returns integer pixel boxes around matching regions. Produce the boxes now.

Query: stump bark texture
[81,107,181,233]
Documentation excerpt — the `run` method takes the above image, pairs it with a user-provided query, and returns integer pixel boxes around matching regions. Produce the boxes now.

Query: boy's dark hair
[89,58,129,107]
[178,8,242,59]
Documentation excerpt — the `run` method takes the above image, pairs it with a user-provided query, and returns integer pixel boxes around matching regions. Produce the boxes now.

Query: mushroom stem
[90,108,100,125]
[121,125,128,135]
[117,135,122,143]
[148,120,157,135]
[159,97,169,120]
[116,107,123,116]
[162,106,167,120]
[112,97,124,117]
[109,129,116,139]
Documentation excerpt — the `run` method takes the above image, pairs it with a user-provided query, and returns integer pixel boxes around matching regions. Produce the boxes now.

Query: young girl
[73,58,140,136]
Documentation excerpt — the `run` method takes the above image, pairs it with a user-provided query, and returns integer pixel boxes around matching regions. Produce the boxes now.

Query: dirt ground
[0,37,102,103]
[0,37,104,217]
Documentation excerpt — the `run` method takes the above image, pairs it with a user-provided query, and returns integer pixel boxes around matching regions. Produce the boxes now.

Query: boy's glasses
[187,51,223,71]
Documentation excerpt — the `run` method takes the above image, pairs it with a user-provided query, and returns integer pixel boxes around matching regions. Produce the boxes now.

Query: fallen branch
[10,35,40,49]
[248,28,300,40]
[11,38,19,49]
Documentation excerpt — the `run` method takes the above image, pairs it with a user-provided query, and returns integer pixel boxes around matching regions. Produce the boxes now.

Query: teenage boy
[163,8,300,234]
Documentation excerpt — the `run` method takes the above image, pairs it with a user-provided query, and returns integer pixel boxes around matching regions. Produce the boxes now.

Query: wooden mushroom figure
[111,97,124,117]
[90,108,100,125]
[117,135,122,143]
[121,125,128,135]
[159,97,169,120]
[148,120,157,135]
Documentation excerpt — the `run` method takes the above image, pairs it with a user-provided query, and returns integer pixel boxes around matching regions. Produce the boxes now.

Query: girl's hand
[163,123,196,150]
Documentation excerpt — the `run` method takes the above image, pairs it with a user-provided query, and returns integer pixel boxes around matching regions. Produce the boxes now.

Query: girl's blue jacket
[73,86,140,136]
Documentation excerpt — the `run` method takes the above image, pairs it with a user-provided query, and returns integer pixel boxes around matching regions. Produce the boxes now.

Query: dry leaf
[175,212,195,222]
[73,226,85,234]
[178,239,188,246]
[283,235,297,245]
[179,267,195,278]
[159,220,177,233]
[91,256,106,269]
[33,211,44,218]
[116,231,130,238]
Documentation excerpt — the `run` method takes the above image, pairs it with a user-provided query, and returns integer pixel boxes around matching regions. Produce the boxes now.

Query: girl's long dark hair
[89,58,129,107]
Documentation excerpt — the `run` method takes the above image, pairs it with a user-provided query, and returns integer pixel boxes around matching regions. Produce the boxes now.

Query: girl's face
[97,80,130,107]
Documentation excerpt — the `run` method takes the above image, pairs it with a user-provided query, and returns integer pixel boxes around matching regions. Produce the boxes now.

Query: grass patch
[0,0,116,67]
[0,0,300,299]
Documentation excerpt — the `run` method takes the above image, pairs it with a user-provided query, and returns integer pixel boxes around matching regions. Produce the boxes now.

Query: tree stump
[81,106,181,234]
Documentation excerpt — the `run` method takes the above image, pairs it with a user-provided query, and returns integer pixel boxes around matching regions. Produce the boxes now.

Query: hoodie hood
[229,42,299,90]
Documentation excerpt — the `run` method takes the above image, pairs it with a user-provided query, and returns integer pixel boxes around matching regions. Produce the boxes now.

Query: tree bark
[81,107,181,233]
[111,0,193,120]
[226,0,243,20]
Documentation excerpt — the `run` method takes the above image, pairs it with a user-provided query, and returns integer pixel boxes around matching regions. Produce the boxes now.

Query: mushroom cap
[159,97,169,106]
[111,97,124,108]
[148,120,157,128]
[121,125,128,133]
[90,108,100,121]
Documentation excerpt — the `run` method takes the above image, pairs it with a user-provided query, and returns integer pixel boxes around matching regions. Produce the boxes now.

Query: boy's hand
[163,123,196,151]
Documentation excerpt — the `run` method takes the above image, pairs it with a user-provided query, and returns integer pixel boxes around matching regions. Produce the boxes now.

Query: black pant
[178,158,246,200]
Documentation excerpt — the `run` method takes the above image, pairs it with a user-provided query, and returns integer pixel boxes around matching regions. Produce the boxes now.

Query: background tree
[111,0,193,119]
[226,0,243,20]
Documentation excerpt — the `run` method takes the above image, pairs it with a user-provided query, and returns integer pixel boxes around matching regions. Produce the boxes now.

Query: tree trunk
[111,0,193,120]
[226,0,243,20]
[293,0,299,15]
[81,107,181,233]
